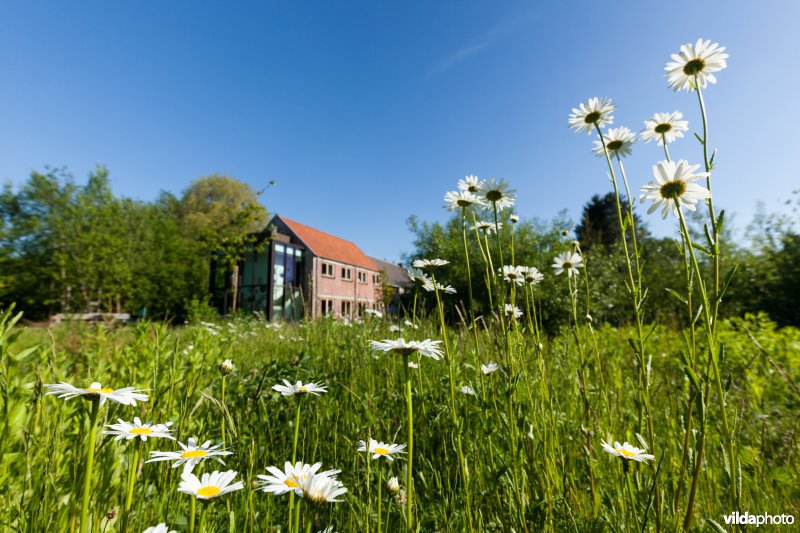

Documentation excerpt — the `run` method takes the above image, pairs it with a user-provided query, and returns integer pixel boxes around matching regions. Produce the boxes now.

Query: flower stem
[122,439,141,528]
[221,375,227,446]
[377,467,382,532]
[80,399,100,533]
[189,497,196,533]
[403,353,414,531]
[288,399,302,532]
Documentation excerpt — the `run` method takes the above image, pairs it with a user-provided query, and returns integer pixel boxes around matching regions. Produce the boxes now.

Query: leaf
[665,288,688,305]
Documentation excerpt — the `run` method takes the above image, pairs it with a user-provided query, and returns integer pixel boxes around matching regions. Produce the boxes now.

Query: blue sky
[1,1,798,261]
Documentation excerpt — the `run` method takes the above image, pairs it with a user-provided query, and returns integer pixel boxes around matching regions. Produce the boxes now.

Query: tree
[575,192,647,251]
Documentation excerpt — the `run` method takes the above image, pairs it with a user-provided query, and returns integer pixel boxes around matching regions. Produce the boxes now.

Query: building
[210,215,385,321]
[369,257,413,316]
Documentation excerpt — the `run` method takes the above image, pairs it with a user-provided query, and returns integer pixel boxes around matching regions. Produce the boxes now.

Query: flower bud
[387,476,401,494]
[106,508,117,520]
[584,314,593,323]
[219,359,233,375]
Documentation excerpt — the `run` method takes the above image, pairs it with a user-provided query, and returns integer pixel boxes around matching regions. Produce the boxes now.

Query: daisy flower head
[640,111,689,146]
[297,471,348,504]
[523,267,544,285]
[434,282,457,294]
[143,524,176,533]
[365,309,383,318]
[460,385,476,396]
[403,319,419,330]
[601,440,655,463]
[412,258,449,270]
[481,362,500,375]
[218,359,233,375]
[369,338,444,360]
[387,476,401,494]
[407,361,418,369]
[178,469,244,500]
[501,265,525,286]
[458,175,484,193]
[551,252,584,278]
[665,39,728,92]
[480,178,516,210]
[593,127,636,158]
[103,417,174,442]
[272,379,328,397]
[640,160,711,219]
[389,325,402,333]
[357,439,407,461]
[257,461,340,495]
[510,214,519,224]
[44,381,149,406]
[503,304,522,320]
[444,190,484,211]
[146,437,232,472]
[472,220,503,234]
[406,268,434,291]
[569,97,615,134]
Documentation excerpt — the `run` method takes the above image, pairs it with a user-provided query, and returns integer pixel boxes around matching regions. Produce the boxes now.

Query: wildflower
[272,380,328,397]
[665,39,728,92]
[503,304,522,320]
[593,127,636,158]
[551,252,584,278]
[386,476,401,494]
[481,362,500,375]
[523,267,544,285]
[472,221,503,234]
[106,508,117,520]
[146,437,232,471]
[407,361,418,369]
[501,265,525,286]
[458,175,484,193]
[412,258,449,270]
[143,525,176,533]
[178,470,244,500]
[219,359,233,375]
[434,282,457,294]
[369,338,444,360]
[480,178,516,210]
[403,320,419,330]
[640,111,689,145]
[365,309,383,318]
[103,417,174,442]
[569,97,615,134]
[640,160,711,218]
[601,440,655,463]
[460,385,476,396]
[44,382,149,406]
[389,325,402,333]
[257,461,340,495]
[444,190,484,211]
[407,268,435,291]
[297,471,348,503]
[510,214,519,224]
[357,439,407,461]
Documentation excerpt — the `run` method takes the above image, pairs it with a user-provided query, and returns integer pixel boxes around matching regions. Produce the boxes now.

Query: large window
[320,299,333,315]
[341,300,352,317]
[272,243,304,321]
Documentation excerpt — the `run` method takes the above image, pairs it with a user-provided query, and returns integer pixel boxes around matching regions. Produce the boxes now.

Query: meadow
[2,38,800,533]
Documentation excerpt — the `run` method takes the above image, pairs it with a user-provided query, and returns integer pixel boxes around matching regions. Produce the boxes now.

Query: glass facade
[271,243,304,321]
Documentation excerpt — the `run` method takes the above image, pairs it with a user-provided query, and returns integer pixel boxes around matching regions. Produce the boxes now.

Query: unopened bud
[387,476,401,494]
[106,508,117,520]
[561,229,569,236]
[584,314,593,323]
[510,214,519,224]
[219,359,233,375]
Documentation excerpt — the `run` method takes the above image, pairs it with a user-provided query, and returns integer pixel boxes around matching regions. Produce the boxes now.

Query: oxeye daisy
[593,127,636,158]
[551,252,584,278]
[178,470,244,500]
[357,439,407,461]
[665,39,728,92]
[365,309,383,318]
[272,379,328,397]
[480,178,516,210]
[146,437,232,472]
[403,320,419,330]
[412,258,449,270]
[640,160,711,219]
[601,440,655,463]
[640,111,689,146]
[103,417,174,441]
[523,267,544,285]
[569,97,615,134]
[143,524,176,533]
[481,362,500,375]
[407,268,435,291]
[501,265,525,286]
[369,338,444,361]
[472,221,503,234]
[503,304,522,320]
[297,472,348,504]
[458,175,484,193]
[460,385,476,396]
[257,461,340,495]
[434,282,457,294]
[510,214,519,224]
[444,190,484,211]
[407,361,418,369]
[44,381,149,406]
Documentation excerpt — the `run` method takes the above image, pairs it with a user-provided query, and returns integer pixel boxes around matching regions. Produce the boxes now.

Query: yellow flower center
[660,180,686,200]
[616,448,637,458]
[284,478,300,488]
[129,428,152,435]
[197,486,221,497]
[181,450,208,459]
[374,447,390,455]
[297,386,308,392]
[683,58,705,76]
[86,387,113,393]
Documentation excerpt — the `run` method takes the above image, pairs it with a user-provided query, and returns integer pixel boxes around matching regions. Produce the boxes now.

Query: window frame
[321,262,335,278]
[341,267,353,281]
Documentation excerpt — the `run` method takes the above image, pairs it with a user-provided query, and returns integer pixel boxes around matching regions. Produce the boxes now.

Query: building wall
[311,256,382,318]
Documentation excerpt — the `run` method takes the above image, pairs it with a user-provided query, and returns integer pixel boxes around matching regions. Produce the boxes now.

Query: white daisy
[640,111,689,146]
[458,175,484,193]
[389,325,402,333]
[146,437,232,471]
[640,160,711,219]
[501,265,525,286]
[407,361,418,369]
[434,282,457,294]
[143,524,176,533]
[386,476,401,494]
[601,440,655,463]
[551,252,584,278]
[460,385,476,396]
[257,461,340,495]
[480,178,516,210]
[178,469,244,500]
[481,362,500,375]
[103,417,174,442]
[665,39,728,92]
[510,214,519,224]
[593,127,636,158]
[472,221,503,234]
[407,268,435,292]
[365,309,383,318]
[503,305,522,320]
[403,320,419,330]
[44,381,149,406]
[523,267,544,285]
[444,190,484,211]
[272,380,328,397]
[569,97,615,134]
[369,338,444,361]
[297,471,348,503]
[357,439,407,461]
[412,258,449,270]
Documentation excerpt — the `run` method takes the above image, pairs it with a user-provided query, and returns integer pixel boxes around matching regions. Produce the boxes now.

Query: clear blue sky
[1,1,798,261]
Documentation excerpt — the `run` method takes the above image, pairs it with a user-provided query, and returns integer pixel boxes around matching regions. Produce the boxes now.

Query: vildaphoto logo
[723,511,795,527]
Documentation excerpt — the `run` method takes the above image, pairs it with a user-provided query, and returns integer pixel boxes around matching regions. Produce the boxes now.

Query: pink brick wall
[311,256,381,318]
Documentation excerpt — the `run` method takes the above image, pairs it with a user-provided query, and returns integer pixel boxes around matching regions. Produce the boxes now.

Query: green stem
[221,375,227,446]
[377,467,382,533]
[80,399,100,533]
[288,399,302,532]
[189,497,196,533]
[123,439,141,528]
[461,208,480,356]
[403,354,414,531]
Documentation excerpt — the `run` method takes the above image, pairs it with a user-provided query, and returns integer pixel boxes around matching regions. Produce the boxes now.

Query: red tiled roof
[278,216,379,271]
